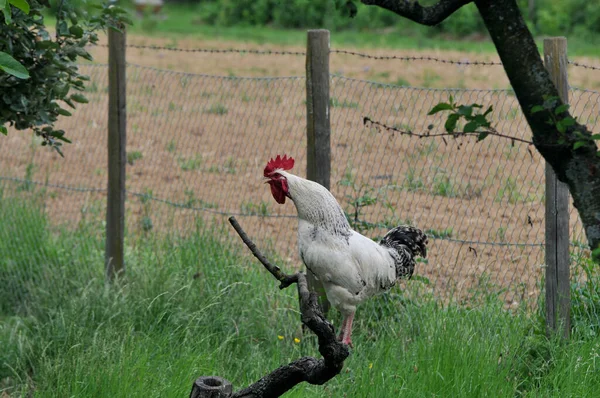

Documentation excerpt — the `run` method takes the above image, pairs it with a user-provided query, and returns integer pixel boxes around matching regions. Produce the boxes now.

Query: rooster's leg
[337,317,349,341]
[340,312,355,347]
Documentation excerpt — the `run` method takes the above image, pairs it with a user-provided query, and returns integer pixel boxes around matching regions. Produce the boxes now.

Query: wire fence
[1,42,599,312]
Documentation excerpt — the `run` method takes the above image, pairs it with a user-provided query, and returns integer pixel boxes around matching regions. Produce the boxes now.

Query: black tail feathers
[380,226,428,279]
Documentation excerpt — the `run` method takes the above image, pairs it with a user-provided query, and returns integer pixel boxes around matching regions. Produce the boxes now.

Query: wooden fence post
[306,29,331,313]
[543,37,570,338]
[106,26,127,281]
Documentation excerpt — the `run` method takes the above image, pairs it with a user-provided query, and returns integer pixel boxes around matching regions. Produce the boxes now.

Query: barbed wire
[331,49,503,66]
[94,43,306,56]
[93,44,600,71]
[92,42,600,72]
[569,61,600,71]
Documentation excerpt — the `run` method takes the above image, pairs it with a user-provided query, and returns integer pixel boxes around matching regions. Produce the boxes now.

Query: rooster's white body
[264,157,427,346]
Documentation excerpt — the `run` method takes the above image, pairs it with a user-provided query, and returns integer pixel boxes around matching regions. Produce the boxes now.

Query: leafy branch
[363,95,534,147]
[0,0,131,155]
[530,95,600,156]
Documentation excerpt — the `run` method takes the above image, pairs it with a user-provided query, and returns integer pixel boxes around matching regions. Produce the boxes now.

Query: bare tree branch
[229,216,298,289]
[361,0,473,26]
[219,216,350,398]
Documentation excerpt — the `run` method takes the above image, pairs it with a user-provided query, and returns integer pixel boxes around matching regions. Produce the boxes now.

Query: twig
[228,216,297,289]
[363,116,534,145]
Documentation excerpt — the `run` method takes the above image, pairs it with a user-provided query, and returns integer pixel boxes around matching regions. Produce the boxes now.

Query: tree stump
[190,376,233,398]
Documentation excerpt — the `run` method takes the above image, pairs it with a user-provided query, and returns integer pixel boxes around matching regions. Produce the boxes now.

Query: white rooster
[264,154,428,346]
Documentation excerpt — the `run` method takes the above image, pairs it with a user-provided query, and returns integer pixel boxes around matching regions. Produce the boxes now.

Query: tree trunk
[473,0,600,255]
[360,0,600,256]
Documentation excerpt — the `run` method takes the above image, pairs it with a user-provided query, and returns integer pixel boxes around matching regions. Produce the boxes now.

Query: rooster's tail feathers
[380,226,428,279]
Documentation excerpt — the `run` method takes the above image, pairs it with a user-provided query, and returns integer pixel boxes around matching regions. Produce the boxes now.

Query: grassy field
[1,192,600,397]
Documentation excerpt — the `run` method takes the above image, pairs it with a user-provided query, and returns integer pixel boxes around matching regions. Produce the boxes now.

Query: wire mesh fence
[1,42,599,314]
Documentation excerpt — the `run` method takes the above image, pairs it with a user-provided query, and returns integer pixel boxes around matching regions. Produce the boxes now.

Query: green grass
[177,154,203,171]
[1,192,600,397]
[127,150,143,165]
[205,103,229,115]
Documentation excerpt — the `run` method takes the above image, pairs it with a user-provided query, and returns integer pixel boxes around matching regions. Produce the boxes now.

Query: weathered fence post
[306,29,331,313]
[543,37,570,338]
[106,25,127,281]
[190,376,233,398]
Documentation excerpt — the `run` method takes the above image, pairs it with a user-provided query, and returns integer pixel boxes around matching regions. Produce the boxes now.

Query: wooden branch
[221,216,350,398]
[228,216,298,289]
[363,116,534,145]
[361,0,473,26]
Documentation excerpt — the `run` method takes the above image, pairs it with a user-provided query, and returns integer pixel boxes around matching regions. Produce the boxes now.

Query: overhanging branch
[361,0,473,26]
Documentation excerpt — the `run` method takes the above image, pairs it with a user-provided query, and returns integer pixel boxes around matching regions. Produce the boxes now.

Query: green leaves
[592,246,600,263]
[443,113,459,133]
[9,0,28,13]
[529,96,599,153]
[0,51,29,79]
[1,0,30,24]
[0,0,31,79]
[530,105,544,114]
[70,93,88,104]
[428,97,494,140]
[1,0,131,154]
[428,102,455,115]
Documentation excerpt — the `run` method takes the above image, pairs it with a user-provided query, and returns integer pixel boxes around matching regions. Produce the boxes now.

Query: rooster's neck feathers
[279,171,351,237]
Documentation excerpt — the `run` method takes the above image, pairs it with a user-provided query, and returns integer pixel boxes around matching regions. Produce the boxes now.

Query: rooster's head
[264,154,294,204]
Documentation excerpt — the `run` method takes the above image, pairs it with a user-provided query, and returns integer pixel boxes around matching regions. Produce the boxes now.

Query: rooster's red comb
[264,154,295,177]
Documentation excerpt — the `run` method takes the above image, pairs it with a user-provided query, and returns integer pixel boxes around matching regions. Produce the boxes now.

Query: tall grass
[1,192,599,397]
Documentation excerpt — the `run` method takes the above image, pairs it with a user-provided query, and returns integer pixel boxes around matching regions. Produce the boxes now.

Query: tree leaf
[69,24,84,38]
[56,108,72,117]
[531,105,544,114]
[592,247,600,261]
[428,102,454,115]
[457,105,473,117]
[0,51,30,79]
[463,121,479,133]
[9,0,29,14]
[556,121,566,134]
[477,131,489,142]
[0,125,7,135]
[444,113,460,133]
[70,93,88,103]
[560,117,576,127]
[573,141,586,150]
[483,105,494,116]
[554,103,569,115]
[473,114,491,127]
[1,2,11,24]
[591,134,600,140]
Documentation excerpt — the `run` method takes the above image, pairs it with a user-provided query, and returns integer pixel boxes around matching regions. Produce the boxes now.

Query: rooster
[264,154,427,347]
